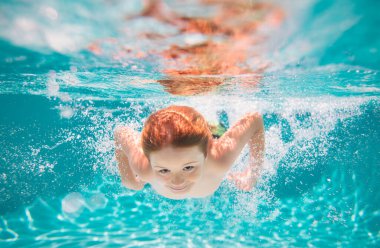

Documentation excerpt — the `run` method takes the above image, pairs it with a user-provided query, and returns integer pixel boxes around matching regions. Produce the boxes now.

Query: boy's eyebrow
[153,161,198,168]
[153,165,167,169]
[183,161,198,165]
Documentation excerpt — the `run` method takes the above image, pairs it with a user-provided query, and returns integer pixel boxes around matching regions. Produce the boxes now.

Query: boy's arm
[210,112,264,189]
[114,126,152,190]
[115,146,145,190]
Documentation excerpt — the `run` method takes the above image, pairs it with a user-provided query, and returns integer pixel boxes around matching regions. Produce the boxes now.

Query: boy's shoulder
[205,146,231,175]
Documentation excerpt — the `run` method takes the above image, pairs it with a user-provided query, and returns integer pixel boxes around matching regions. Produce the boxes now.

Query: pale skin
[114,112,264,200]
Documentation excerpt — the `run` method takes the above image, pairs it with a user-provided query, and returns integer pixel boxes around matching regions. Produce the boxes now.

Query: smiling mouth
[167,184,190,192]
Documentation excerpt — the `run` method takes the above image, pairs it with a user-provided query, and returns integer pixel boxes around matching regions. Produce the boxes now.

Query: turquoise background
[0,0,379,246]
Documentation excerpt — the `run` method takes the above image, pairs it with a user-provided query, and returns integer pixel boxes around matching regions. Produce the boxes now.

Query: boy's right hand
[227,167,257,191]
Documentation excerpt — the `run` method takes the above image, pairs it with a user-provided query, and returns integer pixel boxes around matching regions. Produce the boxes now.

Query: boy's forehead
[150,145,204,163]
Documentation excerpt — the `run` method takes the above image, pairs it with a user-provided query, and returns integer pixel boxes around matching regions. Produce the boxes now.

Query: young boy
[114,105,264,200]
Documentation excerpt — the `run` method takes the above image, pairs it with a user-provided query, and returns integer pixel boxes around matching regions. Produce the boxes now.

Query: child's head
[141,105,212,195]
[142,105,211,157]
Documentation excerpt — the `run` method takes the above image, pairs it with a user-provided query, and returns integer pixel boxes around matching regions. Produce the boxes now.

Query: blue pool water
[0,0,379,247]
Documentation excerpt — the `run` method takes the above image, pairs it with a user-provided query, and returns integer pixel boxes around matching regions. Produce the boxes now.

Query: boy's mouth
[167,184,190,192]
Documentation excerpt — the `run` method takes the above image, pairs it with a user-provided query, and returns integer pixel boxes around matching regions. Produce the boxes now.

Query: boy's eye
[158,169,170,174]
[183,166,195,172]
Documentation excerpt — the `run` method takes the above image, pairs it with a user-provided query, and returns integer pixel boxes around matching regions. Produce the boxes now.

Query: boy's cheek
[155,173,171,183]
[188,170,202,182]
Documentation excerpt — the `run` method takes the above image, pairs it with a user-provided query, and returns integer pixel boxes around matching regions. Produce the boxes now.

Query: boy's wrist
[247,162,261,178]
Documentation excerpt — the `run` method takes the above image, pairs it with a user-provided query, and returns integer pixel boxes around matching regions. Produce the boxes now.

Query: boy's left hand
[227,167,257,191]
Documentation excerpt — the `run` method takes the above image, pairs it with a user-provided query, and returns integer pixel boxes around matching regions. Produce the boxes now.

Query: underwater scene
[0,0,379,247]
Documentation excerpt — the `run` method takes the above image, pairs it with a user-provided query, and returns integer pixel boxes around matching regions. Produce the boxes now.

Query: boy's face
[149,145,206,194]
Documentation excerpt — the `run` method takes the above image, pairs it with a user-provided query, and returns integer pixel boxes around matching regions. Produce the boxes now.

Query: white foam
[59,106,74,119]
[39,6,58,21]
[330,85,380,93]
[46,75,59,97]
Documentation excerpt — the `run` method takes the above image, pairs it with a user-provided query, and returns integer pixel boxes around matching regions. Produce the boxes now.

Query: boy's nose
[171,174,185,186]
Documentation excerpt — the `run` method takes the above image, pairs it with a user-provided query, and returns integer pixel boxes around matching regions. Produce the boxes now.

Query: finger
[228,173,239,181]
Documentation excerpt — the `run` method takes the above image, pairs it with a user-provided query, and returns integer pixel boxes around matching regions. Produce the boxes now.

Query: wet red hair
[141,106,212,157]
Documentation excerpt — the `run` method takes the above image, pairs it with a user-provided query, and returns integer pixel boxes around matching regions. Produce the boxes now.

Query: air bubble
[62,193,85,214]
[87,193,108,211]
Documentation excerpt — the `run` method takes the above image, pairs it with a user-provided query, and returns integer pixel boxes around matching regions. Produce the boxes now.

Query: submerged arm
[114,126,151,190]
[211,112,264,190]
[247,115,265,176]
